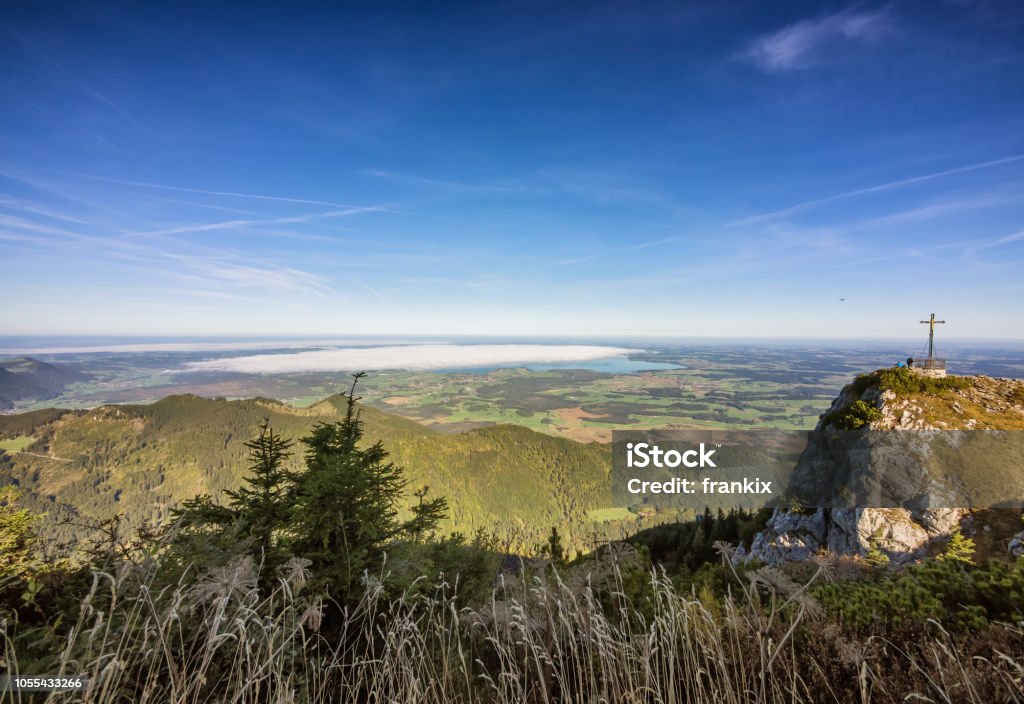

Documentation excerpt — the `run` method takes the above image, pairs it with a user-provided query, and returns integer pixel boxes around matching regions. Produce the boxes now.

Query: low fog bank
[183,344,640,374]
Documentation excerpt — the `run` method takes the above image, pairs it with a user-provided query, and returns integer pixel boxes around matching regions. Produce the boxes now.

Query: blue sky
[1,0,1023,338]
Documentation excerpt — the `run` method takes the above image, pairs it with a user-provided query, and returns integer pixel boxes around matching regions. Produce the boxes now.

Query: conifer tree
[408,485,448,543]
[543,525,566,566]
[169,421,294,577]
[864,534,889,567]
[938,528,975,565]
[224,419,295,567]
[689,521,708,554]
[169,373,447,598]
[290,373,444,596]
[0,486,41,580]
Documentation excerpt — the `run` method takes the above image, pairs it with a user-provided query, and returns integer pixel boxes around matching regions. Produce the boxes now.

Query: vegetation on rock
[823,398,882,429]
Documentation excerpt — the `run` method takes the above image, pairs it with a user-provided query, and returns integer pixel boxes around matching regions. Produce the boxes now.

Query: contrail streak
[1,22,149,131]
[728,153,1024,227]
[52,170,391,211]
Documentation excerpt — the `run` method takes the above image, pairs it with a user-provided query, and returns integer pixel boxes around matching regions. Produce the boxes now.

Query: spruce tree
[0,486,41,580]
[543,525,566,566]
[864,534,889,567]
[168,420,294,580]
[290,373,443,597]
[169,373,447,598]
[224,419,295,568]
[938,528,975,565]
[408,485,448,543]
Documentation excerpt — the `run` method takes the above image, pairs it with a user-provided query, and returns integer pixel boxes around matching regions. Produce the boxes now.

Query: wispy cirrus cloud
[0,213,84,238]
[742,6,891,73]
[0,194,92,224]
[557,236,684,265]
[0,168,423,308]
[727,153,1024,227]
[963,229,1024,257]
[124,206,384,239]
[1,22,149,130]
[365,169,527,194]
[48,169,379,210]
[844,190,1024,229]
[535,167,698,215]
[0,198,341,300]
[181,259,334,297]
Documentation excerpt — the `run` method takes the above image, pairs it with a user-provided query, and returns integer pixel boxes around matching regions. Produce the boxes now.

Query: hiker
[906,357,914,369]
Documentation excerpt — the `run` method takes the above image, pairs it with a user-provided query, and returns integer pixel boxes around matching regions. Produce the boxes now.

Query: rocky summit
[748,368,1024,565]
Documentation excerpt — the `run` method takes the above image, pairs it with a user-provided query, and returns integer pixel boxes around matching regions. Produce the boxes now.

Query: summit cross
[920,313,946,359]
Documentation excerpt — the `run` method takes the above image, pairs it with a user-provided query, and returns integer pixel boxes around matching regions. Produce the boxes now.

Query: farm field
[0,435,35,453]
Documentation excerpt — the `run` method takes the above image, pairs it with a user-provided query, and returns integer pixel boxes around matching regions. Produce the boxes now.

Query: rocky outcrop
[749,507,965,564]
[748,509,827,564]
[747,371,1024,564]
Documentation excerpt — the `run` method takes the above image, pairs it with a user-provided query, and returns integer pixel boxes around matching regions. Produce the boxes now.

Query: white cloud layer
[184,344,639,374]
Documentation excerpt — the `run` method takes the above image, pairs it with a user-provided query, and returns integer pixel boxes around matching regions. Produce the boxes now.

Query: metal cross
[920,313,946,359]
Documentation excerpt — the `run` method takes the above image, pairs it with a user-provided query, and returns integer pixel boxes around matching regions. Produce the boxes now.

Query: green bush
[813,557,1024,633]
[824,400,882,429]
[825,368,970,429]
[848,367,970,398]
[874,367,970,395]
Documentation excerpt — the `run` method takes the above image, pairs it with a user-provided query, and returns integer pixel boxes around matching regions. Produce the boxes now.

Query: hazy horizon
[3,334,1024,358]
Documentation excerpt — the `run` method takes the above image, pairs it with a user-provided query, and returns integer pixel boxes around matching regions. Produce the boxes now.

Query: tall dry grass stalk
[2,546,1021,704]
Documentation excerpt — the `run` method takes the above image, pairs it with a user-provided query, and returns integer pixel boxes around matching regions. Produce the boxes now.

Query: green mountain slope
[0,394,612,550]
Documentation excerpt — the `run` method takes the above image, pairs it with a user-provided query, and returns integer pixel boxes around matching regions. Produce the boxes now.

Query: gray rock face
[827,508,963,559]
[746,372,1024,564]
[747,379,969,564]
[749,509,826,563]
[750,506,964,563]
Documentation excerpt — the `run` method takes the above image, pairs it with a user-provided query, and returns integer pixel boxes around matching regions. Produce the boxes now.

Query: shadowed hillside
[0,357,88,410]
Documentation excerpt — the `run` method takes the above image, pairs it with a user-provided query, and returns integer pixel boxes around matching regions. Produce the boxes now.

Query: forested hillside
[0,393,612,551]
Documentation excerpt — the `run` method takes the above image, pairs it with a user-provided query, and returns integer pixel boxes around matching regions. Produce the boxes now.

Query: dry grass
[2,546,1022,703]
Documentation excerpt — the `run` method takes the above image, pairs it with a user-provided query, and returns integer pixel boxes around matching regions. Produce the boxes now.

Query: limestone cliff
[748,369,1024,564]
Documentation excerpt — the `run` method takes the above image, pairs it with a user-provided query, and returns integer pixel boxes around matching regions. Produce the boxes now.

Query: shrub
[824,399,882,429]
[848,367,970,399]
[814,557,1024,633]
[874,367,970,395]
